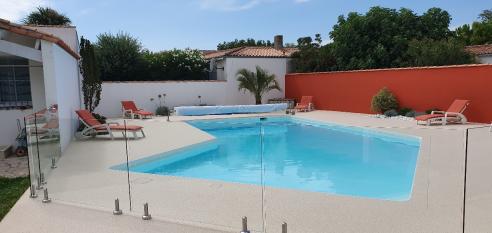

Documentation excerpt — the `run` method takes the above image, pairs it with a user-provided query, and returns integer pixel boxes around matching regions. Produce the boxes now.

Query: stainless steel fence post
[51,157,57,169]
[113,198,122,215]
[142,203,152,220]
[29,185,37,198]
[240,216,250,233]
[42,188,51,203]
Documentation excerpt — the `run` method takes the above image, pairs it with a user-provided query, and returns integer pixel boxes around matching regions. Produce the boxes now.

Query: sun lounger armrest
[444,112,461,117]
[431,111,445,115]
[107,122,120,126]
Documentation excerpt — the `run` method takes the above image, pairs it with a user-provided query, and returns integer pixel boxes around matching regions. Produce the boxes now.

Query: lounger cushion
[76,110,102,127]
[110,125,143,131]
[415,114,445,121]
[135,110,153,116]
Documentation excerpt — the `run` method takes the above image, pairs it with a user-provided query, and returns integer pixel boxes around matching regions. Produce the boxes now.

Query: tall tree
[217,38,272,50]
[419,7,452,40]
[79,37,102,112]
[236,66,281,104]
[403,38,475,67]
[95,32,145,81]
[291,35,336,72]
[22,7,71,26]
[330,7,452,71]
[454,9,492,45]
[479,9,492,23]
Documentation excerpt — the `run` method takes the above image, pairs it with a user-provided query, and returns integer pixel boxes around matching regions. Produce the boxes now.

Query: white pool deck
[1,110,492,233]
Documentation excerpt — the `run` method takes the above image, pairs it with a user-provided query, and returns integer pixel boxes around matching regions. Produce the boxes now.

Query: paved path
[0,156,28,178]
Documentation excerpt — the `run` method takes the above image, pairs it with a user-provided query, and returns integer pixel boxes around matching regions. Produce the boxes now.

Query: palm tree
[236,66,281,104]
[22,7,71,26]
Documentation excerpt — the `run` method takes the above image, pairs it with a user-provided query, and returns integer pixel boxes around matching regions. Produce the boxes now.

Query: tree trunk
[255,96,262,105]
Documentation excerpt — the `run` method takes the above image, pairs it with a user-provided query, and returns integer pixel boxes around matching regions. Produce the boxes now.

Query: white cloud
[198,0,262,11]
[0,0,47,22]
[197,0,309,11]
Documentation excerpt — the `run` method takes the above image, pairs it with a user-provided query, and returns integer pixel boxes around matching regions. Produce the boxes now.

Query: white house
[95,35,297,117]
[465,44,492,64]
[0,19,81,152]
[205,35,297,104]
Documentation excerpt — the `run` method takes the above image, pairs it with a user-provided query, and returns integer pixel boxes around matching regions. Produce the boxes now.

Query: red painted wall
[285,64,492,123]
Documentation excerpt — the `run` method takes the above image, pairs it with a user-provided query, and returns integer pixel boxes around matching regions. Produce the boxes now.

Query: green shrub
[92,113,107,124]
[95,32,146,81]
[143,49,209,81]
[425,108,441,114]
[384,109,399,117]
[405,110,417,117]
[156,106,170,116]
[398,107,413,116]
[371,87,399,113]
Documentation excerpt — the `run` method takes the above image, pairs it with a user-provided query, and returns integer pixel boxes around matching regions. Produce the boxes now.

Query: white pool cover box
[174,103,288,116]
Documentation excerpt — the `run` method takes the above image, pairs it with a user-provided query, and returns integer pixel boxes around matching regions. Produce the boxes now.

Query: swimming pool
[116,117,421,201]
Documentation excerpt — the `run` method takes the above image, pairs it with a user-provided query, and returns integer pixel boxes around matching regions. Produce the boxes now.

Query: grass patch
[0,177,29,221]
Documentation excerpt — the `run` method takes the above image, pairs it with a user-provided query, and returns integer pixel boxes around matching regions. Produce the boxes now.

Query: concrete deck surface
[1,111,491,233]
[0,191,227,233]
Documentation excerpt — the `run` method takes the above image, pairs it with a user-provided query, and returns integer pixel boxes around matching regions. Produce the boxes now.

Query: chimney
[274,35,283,49]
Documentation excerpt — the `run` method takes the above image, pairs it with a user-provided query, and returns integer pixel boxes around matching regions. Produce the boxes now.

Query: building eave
[0,18,80,59]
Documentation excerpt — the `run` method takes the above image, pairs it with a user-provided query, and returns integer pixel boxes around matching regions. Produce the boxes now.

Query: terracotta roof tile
[205,46,298,59]
[465,44,492,56]
[0,18,80,59]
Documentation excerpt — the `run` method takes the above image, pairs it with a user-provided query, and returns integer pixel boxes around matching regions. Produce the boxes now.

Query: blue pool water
[116,117,420,201]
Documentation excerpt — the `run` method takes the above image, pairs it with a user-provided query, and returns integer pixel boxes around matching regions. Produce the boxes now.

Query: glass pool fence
[22,111,489,233]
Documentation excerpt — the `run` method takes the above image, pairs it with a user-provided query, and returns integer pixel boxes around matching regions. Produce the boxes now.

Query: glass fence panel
[127,116,264,232]
[42,114,131,212]
[262,120,442,233]
[24,109,57,192]
[24,114,40,191]
[36,107,60,187]
[20,106,483,233]
[463,126,492,232]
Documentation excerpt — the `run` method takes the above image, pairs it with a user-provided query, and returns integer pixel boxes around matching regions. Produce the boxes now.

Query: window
[0,57,32,109]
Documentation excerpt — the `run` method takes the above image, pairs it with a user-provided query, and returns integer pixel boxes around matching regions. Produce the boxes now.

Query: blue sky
[1,0,490,51]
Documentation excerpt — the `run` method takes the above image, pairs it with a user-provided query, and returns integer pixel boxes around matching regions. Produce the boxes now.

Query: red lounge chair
[295,96,314,112]
[121,101,153,119]
[76,110,145,139]
[415,100,470,126]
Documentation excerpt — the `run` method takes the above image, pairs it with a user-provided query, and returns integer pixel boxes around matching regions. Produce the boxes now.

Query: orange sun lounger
[121,101,153,119]
[415,99,470,126]
[76,109,145,139]
[295,96,314,112]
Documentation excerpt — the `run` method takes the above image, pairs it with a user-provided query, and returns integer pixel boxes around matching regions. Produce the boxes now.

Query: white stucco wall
[223,57,288,105]
[95,57,290,117]
[29,60,45,112]
[477,55,492,64]
[30,26,83,110]
[0,109,32,147]
[96,81,228,117]
[26,26,79,52]
[41,41,81,152]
